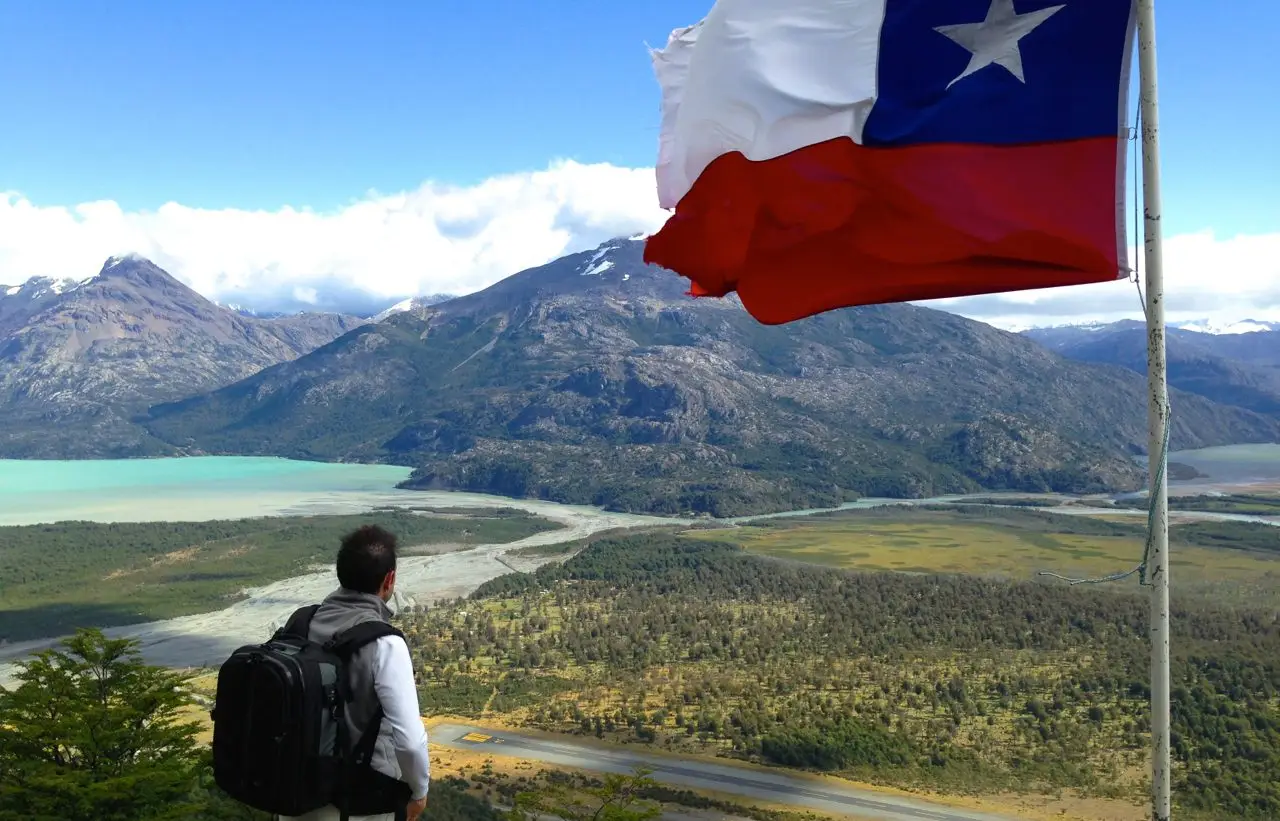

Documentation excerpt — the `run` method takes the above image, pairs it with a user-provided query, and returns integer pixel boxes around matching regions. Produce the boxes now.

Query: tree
[507,769,662,821]
[0,628,204,821]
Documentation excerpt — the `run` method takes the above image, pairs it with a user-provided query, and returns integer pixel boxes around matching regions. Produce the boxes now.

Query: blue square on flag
[865,0,1136,145]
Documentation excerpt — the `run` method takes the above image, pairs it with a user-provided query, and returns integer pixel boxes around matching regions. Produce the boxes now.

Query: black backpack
[211,605,413,820]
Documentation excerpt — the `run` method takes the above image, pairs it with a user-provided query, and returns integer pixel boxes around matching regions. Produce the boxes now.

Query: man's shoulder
[375,630,408,648]
[372,631,412,665]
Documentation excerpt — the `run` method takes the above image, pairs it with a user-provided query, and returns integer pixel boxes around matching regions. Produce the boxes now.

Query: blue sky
[0,1,700,211]
[0,0,1276,324]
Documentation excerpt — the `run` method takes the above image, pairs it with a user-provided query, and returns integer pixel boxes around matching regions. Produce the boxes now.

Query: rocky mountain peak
[0,256,367,459]
[101,252,148,272]
[1024,318,1280,416]
[91,253,200,295]
[408,236,701,327]
[373,236,671,325]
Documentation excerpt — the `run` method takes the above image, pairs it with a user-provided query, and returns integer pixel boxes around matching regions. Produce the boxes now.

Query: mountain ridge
[1023,320,1280,417]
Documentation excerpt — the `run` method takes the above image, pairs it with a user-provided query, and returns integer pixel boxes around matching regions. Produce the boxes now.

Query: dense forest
[0,510,558,642]
[402,533,1280,820]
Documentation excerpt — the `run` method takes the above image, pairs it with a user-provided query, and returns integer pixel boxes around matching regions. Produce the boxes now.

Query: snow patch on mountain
[104,253,145,271]
[582,259,614,277]
[372,294,455,323]
[1,276,85,299]
[374,297,417,322]
[578,236,642,276]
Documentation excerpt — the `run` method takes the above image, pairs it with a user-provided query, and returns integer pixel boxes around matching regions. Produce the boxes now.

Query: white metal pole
[1136,0,1171,818]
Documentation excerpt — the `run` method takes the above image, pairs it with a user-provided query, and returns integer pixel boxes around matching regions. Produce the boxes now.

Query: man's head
[336,524,399,601]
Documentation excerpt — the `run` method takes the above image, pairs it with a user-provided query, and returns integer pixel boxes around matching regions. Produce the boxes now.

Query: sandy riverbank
[0,500,682,686]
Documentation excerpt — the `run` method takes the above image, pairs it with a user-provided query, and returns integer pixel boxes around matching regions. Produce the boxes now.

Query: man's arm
[372,635,431,800]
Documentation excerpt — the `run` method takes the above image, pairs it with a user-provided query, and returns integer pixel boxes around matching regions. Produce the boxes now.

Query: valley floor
[4,479,1278,818]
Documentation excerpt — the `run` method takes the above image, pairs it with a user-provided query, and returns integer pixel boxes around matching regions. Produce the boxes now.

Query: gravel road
[433,722,1023,821]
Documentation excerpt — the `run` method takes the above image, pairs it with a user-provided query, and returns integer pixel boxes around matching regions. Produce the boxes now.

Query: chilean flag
[643,0,1138,325]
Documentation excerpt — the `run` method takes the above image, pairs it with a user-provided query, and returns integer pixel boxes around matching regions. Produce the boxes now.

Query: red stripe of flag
[644,135,1123,326]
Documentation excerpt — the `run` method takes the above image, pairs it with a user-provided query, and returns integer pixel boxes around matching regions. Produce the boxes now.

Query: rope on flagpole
[1037,411,1170,587]
[1038,92,1173,589]
[1132,97,1148,315]
[1130,96,1142,287]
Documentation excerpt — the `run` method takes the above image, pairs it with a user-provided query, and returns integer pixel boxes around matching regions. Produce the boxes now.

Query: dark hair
[336,525,398,595]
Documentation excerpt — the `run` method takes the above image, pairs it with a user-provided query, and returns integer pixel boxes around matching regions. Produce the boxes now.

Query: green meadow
[689,505,1280,606]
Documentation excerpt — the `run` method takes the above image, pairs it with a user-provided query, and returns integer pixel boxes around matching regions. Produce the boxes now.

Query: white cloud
[0,160,669,314]
[927,231,1280,329]
[0,162,1275,328]
[291,285,319,305]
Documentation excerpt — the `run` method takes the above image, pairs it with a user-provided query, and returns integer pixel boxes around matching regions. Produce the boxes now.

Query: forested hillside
[403,534,1280,820]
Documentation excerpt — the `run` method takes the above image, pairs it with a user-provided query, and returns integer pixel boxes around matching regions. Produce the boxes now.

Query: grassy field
[687,506,1280,607]
[0,510,560,641]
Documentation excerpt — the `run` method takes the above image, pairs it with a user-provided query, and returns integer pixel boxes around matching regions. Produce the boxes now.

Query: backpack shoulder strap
[325,620,405,658]
[276,604,321,640]
[341,624,407,771]
[327,619,411,821]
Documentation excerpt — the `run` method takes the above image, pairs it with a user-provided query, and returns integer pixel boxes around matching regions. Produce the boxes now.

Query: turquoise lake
[0,457,416,526]
[1,445,1277,528]
[1168,444,1280,484]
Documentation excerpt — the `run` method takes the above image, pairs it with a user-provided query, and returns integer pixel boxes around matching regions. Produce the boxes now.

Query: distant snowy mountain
[1022,319,1280,417]
[1,275,101,337]
[214,301,291,319]
[1,276,86,298]
[1030,318,1279,339]
[1173,319,1280,335]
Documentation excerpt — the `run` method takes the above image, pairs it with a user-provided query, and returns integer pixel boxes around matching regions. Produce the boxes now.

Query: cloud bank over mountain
[2,161,1275,327]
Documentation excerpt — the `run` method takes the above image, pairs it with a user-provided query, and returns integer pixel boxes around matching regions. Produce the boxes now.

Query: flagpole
[1135,0,1171,818]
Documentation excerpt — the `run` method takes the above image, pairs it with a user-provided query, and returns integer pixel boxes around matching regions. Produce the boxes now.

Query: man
[281,525,430,821]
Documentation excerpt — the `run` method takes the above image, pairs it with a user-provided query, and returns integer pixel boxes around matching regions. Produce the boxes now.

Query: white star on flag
[934,0,1066,88]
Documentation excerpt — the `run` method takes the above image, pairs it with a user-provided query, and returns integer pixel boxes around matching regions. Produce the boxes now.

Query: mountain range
[4,245,1276,514]
[139,240,1278,515]
[0,255,364,458]
[1023,321,1280,417]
